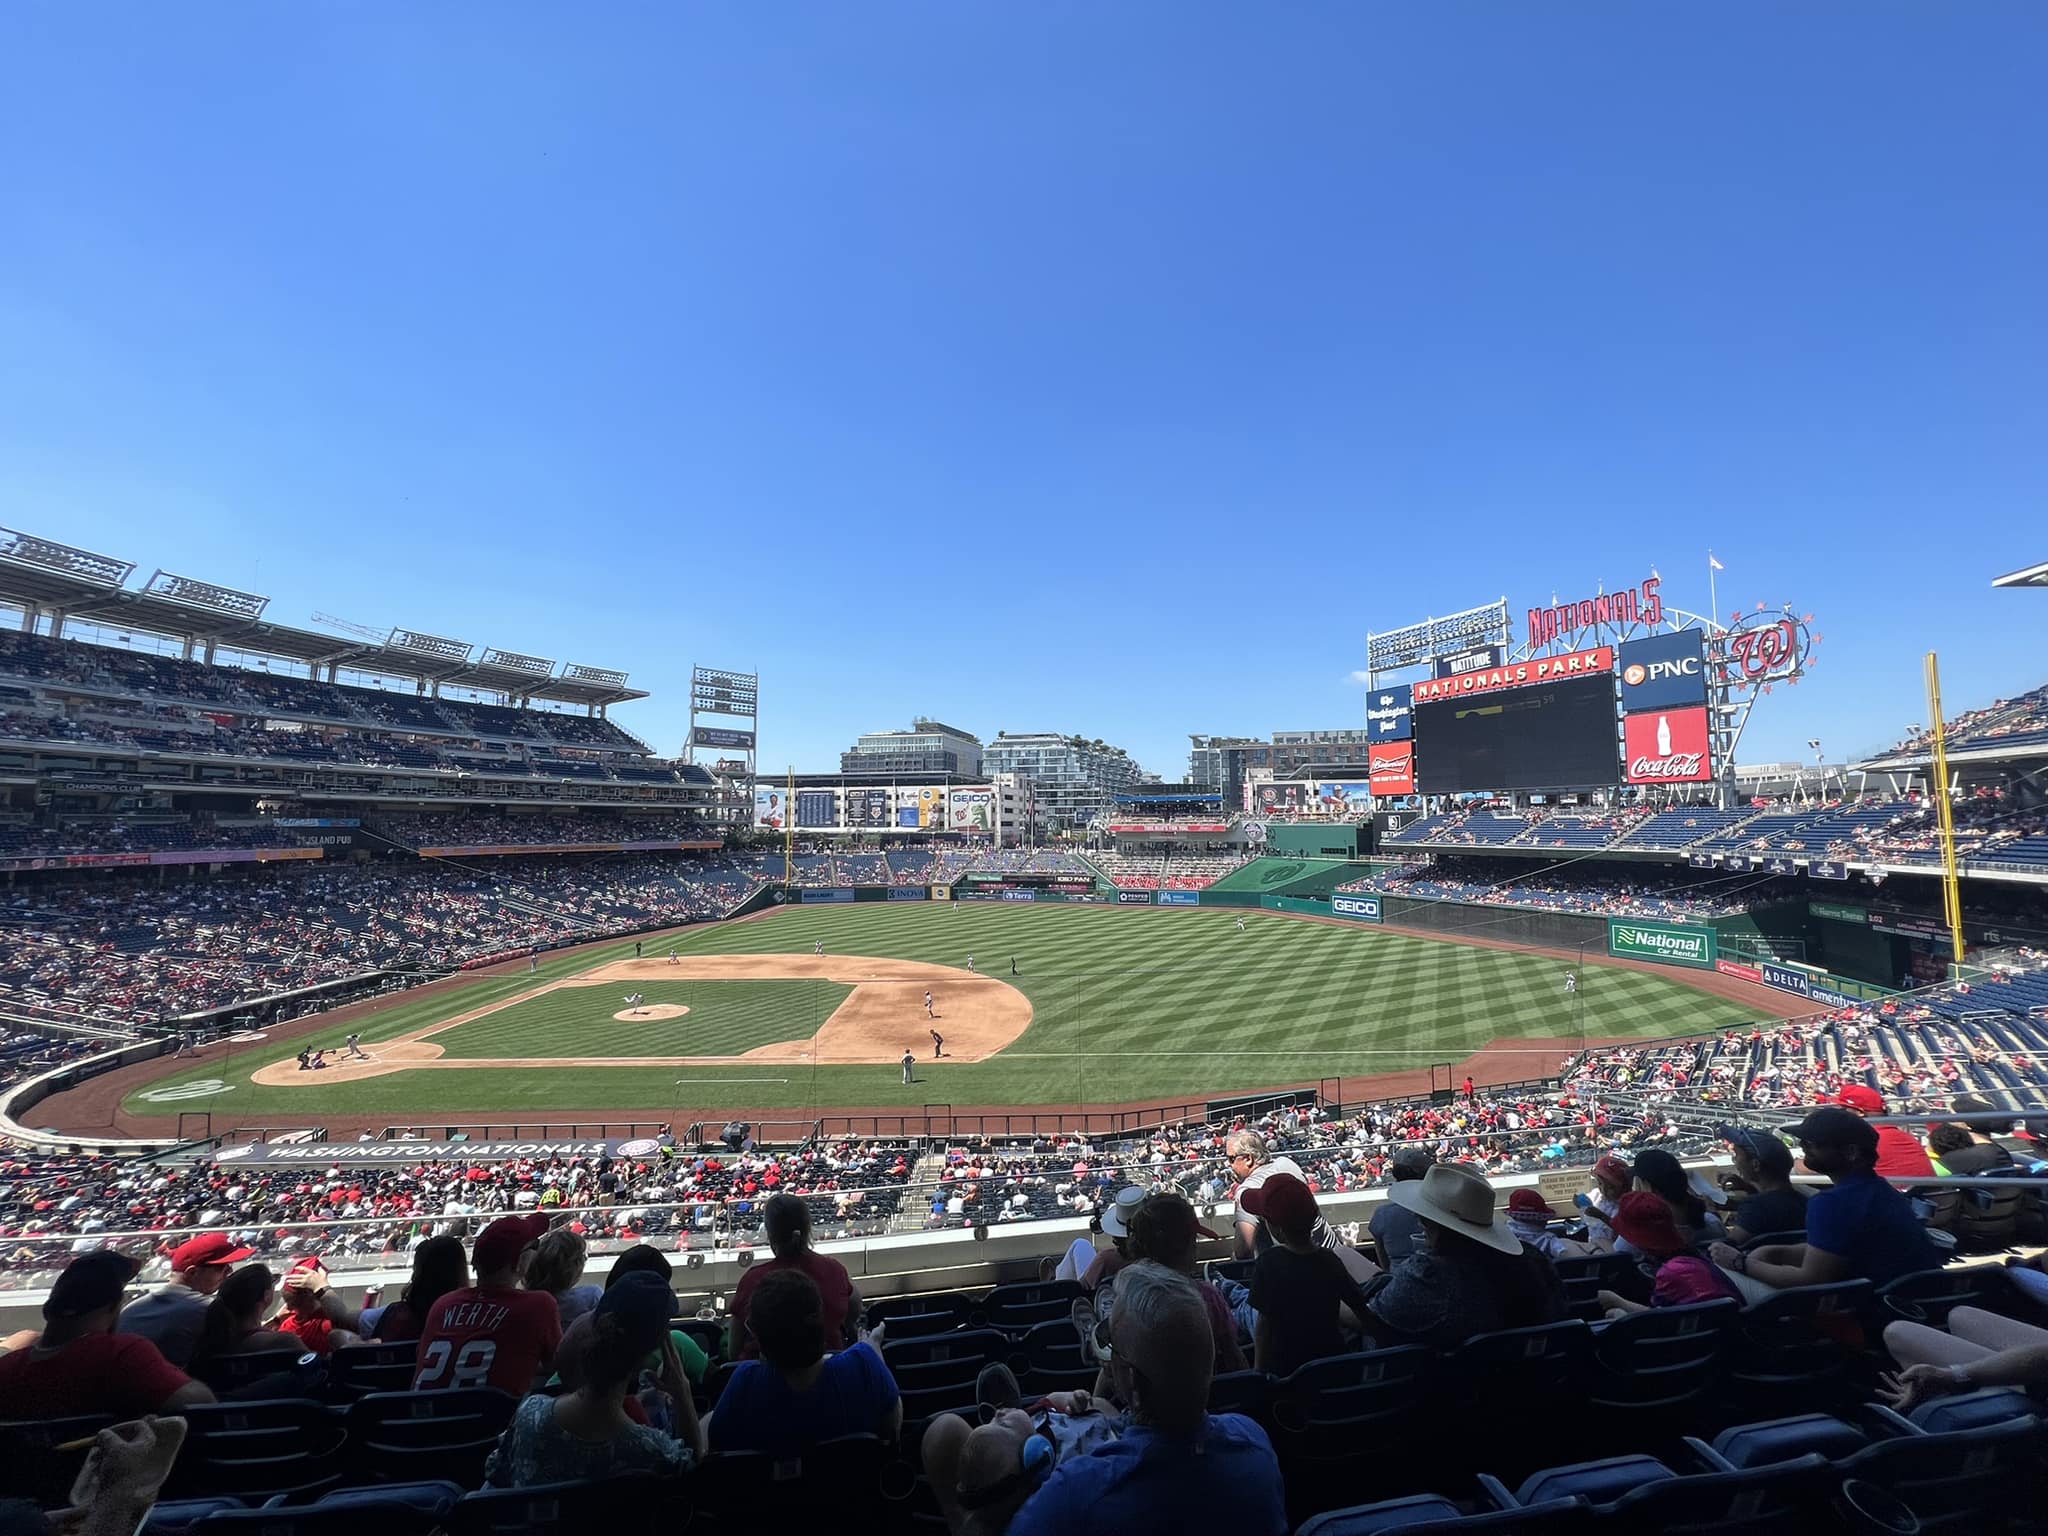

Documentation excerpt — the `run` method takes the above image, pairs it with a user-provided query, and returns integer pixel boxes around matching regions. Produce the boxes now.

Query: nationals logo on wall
[1367,741,1415,795]
[1623,706,1713,784]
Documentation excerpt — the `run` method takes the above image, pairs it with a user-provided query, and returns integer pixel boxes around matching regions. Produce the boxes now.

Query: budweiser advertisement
[1368,741,1415,795]
[1623,706,1713,784]
[1410,646,1614,703]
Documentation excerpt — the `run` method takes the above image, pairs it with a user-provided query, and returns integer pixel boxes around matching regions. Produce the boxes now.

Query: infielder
[901,1049,916,1086]
[930,1028,944,1059]
[923,990,934,1018]
[668,948,678,964]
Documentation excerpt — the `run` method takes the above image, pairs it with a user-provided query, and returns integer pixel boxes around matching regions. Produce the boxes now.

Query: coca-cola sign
[1623,707,1713,784]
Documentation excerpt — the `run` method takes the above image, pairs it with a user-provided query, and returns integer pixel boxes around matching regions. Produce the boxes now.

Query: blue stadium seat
[1443,1322,1592,1473]
[883,1329,1019,1421]
[450,1471,671,1536]
[1500,1452,1835,1533]
[1725,1280,1872,1412]
[343,1387,519,1487]
[866,1290,973,1340]
[1295,1494,1587,1535]
[325,1340,421,1400]
[1207,1368,1271,1422]
[1709,1411,1870,1468]
[1268,1347,1441,1520]
[191,1482,465,1536]
[689,1433,893,1527]
[1018,1317,1096,1396]
[138,1498,249,1536]
[1584,1297,1737,1417]
[0,1412,115,1505]
[194,1349,313,1395]
[974,1280,1083,1334]
[164,1398,347,1502]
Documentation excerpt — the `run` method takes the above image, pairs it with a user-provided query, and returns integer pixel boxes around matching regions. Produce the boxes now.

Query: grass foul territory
[127,904,1760,1117]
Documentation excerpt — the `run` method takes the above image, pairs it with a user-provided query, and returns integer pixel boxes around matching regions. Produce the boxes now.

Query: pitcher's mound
[613,1004,691,1022]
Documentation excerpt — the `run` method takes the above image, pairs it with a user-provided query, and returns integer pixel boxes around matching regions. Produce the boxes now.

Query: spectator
[276,1258,353,1355]
[116,1231,253,1368]
[1595,1194,1741,1316]
[413,1213,562,1395]
[0,1251,214,1418]
[1367,1147,1432,1266]
[1366,1163,1566,1349]
[1628,1148,1725,1246]
[705,1269,900,1455]
[1931,1095,2015,1175]
[1831,1086,1937,1179]
[727,1192,859,1360]
[1124,1193,1245,1375]
[1708,1106,1938,1296]
[527,1227,603,1330]
[1227,1130,1338,1256]
[1504,1190,1594,1261]
[1881,1305,2048,1410]
[191,1265,297,1366]
[367,1235,469,1342]
[1243,1174,1376,1377]
[596,1242,709,1385]
[1005,1263,1287,1536]
[1082,1187,1141,1294]
[484,1271,701,1487]
[1717,1126,1808,1243]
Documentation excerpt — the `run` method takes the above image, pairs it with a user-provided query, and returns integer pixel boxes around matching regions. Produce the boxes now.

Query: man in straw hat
[1364,1162,1566,1349]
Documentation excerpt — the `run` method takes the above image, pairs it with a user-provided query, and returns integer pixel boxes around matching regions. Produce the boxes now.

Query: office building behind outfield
[770,769,1035,840]
[983,731,1148,832]
[839,718,983,777]
[1189,729,1378,810]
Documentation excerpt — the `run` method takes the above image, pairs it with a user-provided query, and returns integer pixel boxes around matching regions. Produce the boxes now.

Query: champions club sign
[1410,646,1614,704]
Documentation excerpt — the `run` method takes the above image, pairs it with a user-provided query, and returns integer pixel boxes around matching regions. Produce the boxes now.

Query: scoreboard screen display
[1415,674,1618,793]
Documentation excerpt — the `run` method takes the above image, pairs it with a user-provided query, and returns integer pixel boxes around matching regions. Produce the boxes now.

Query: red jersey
[1873,1125,1937,1181]
[411,1284,561,1396]
[0,1332,193,1420]
[729,1249,854,1360]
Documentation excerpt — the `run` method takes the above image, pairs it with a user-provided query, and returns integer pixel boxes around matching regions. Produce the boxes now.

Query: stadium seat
[1553,1253,1644,1319]
[1267,1347,1441,1519]
[1873,1266,2015,1329]
[1444,1321,1592,1472]
[883,1328,1019,1420]
[1837,1409,2045,1530]
[326,1340,422,1400]
[451,1470,672,1536]
[1206,1368,1270,1422]
[1724,1280,1872,1412]
[163,1397,347,1501]
[1017,1317,1096,1396]
[865,1290,973,1340]
[671,1318,726,1361]
[140,1500,249,1536]
[191,1482,465,1536]
[1583,1297,1737,1417]
[1497,1451,1835,1533]
[1955,1186,2024,1251]
[0,1412,114,1505]
[194,1348,313,1395]
[343,1387,518,1486]
[1708,1411,1872,1469]
[1295,1494,1587,1535]
[689,1433,893,1528]
[974,1280,1083,1334]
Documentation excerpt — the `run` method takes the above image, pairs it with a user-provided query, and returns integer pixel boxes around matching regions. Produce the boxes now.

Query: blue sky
[3,4,2043,779]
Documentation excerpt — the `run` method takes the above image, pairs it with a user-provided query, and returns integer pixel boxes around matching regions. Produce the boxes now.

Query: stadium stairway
[889,1151,952,1234]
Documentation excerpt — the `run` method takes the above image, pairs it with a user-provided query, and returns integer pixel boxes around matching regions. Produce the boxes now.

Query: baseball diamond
[84,902,1775,1132]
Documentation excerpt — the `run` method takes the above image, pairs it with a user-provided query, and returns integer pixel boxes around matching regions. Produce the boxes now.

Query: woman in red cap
[1595,1194,1739,1317]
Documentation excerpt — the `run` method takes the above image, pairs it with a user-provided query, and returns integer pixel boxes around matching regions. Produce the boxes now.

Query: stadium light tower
[1990,561,2048,589]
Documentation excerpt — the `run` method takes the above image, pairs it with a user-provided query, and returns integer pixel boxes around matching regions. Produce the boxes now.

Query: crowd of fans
[1341,856,1795,920]
[0,854,768,1026]
[376,810,717,849]
[1087,849,1248,890]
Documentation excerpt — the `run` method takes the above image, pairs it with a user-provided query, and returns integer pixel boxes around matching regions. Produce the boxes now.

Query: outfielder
[814,939,824,957]
[1564,972,1578,995]
[966,954,975,973]
[901,1049,916,1086]
[1236,917,1246,933]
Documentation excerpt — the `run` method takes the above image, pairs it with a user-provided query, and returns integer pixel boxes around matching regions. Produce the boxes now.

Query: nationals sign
[1623,706,1714,784]
[1528,577,1664,651]
[1367,741,1415,795]
[1410,646,1614,703]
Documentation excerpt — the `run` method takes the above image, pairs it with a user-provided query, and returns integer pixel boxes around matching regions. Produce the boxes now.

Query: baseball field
[107,903,1776,1128]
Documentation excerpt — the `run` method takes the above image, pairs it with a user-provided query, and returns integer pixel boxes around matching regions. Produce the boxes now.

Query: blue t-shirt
[1006,1414,1287,1536]
[1806,1170,1937,1285]
[706,1343,899,1456]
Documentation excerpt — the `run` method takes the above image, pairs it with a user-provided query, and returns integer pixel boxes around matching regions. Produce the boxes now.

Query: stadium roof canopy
[1991,561,2048,589]
[0,527,646,708]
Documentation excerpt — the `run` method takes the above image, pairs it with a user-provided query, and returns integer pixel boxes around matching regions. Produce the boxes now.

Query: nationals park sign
[1410,646,1614,704]
[1607,919,1716,970]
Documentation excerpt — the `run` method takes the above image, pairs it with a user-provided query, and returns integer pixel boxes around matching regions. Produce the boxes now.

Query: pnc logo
[1623,664,1647,685]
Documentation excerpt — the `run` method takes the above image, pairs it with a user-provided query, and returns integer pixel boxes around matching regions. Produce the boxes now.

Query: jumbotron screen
[1414,675,1619,793]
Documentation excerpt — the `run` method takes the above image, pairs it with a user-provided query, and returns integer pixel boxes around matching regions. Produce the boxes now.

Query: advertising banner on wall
[753,787,788,830]
[800,888,856,903]
[1155,890,1199,906]
[1332,894,1383,923]
[909,786,946,829]
[1367,742,1416,796]
[857,790,892,827]
[795,789,837,828]
[1366,685,1414,742]
[1616,631,1708,712]
[1412,647,1614,704]
[948,788,995,834]
[1760,962,1812,997]
[1810,861,1850,881]
[1623,707,1713,785]
[1607,919,1716,969]
[1434,644,1505,680]
[887,887,928,900]
[1810,902,1869,925]
[691,726,756,751]
[1117,890,1156,904]
[1716,959,1764,982]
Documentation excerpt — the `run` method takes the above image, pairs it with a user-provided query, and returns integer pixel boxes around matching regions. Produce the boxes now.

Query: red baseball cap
[1830,1085,1885,1115]
[1609,1192,1683,1256]
[1238,1172,1318,1234]
[169,1232,255,1272]
[1507,1189,1556,1219]
[472,1213,549,1273]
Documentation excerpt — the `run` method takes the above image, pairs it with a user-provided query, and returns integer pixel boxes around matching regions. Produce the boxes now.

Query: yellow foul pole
[784,765,795,887]
[1923,653,1966,971]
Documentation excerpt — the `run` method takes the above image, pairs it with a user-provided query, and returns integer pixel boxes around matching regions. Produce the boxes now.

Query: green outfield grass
[125,904,1765,1119]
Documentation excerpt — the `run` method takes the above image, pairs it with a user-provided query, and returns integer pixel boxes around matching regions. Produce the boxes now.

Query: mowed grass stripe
[126,905,1770,1116]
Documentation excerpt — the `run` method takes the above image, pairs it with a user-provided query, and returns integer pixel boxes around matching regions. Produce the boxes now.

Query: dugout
[1265,823,1365,859]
